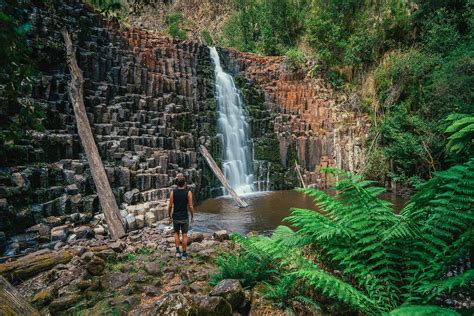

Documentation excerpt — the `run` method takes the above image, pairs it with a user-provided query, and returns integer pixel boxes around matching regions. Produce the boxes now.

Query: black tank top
[172,188,189,220]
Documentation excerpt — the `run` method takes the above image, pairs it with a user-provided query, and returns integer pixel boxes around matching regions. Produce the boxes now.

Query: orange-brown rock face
[220,49,369,187]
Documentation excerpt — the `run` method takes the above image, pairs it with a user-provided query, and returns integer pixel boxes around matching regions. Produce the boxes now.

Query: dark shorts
[173,219,189,234]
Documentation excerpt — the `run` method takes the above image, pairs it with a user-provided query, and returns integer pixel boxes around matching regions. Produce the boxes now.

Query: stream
[193,190,407,235]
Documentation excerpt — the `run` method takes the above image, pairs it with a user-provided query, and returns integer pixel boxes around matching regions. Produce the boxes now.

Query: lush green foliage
[216,166,473,314]
[167,13,187,40]
[219,0,473,187]
[210,234,276,288]
[219,0,309,55]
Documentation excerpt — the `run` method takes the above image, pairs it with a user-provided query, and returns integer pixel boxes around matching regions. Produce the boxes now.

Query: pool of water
[192,190,407,235]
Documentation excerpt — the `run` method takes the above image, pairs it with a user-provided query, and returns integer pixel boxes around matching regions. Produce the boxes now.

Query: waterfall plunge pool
[193,190,407,235]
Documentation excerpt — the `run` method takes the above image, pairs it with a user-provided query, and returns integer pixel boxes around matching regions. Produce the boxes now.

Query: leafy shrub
[284,48,306,72]
[167,13,187,40]
[445,113,474,158]
[201,29,213,45]
[229,165,474,314]
[210,234,276,288]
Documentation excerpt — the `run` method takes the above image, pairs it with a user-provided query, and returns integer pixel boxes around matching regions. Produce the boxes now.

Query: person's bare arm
[188,191,195,223]
[168,191,174,224]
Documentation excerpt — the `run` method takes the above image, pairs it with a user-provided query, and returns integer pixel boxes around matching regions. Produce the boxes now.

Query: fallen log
[62,30,125,239]
[0,276,40,315]
[199,145,248,208]
[0,250,73,283]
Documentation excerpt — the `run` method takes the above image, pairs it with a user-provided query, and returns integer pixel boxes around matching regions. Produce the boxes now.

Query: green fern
[445,113,474,155]
[220,160,473,314]
[389,305,461,315]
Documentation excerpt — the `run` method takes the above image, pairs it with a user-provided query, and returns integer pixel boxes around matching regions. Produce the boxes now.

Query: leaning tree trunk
[0,276,40,315]
[62,30,125,240]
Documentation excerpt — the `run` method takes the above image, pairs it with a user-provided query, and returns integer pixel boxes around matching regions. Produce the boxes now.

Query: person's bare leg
[182,233,188,252]
[174,232,180,249]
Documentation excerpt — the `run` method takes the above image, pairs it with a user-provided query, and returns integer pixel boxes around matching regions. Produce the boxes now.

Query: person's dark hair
[176,173,186,187]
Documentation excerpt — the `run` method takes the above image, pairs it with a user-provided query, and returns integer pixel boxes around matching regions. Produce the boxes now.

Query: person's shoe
[181,252,188,260]
[175,250,181,258]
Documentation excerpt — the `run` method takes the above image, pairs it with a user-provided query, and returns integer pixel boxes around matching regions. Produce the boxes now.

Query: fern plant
[228,161,473,314]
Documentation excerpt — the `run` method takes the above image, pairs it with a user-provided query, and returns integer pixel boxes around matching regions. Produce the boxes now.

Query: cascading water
[209,47,254,195]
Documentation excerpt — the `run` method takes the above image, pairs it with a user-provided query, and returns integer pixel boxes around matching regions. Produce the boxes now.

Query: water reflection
[193,190,407,235]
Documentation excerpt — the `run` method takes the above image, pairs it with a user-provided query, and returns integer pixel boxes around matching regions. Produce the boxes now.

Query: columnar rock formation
[0,0,370,256]
[0,0,218,253]
[218,49,369,187]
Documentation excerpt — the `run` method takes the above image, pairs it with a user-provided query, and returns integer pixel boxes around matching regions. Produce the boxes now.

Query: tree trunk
[0,276,40,315]
[295,160,306,188]
[62,30,125,239]
[199,145,248,208]
[0,250,73,283]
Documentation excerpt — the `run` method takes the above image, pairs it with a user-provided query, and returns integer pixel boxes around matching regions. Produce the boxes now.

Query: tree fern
[445,113,474,155]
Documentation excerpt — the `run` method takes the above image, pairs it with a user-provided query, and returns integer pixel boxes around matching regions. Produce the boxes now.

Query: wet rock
[155,293,197,315]
[49,294,81,313]
[86,256,106,276]
[191,294,232,316]
[93,225,106,236]
[102,272,130,289]
[213,230,229,242]
[210,279,244,310]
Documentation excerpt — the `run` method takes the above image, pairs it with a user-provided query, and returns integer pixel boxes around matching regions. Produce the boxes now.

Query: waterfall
[209,47,254,195]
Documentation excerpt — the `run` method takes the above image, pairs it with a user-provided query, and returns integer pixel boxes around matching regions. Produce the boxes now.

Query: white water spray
[209,47,254,195]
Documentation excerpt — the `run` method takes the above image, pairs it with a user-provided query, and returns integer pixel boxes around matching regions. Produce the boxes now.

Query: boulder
[102,272,129,290]
[213,230,229,242]
[210,279,244,311]
[191,294,232,316]
[26,223,51,240]
[125,214,137,231]
[145,211,156,226]
[136,214,145,228]
[73,226,94,239]
[155,293,197,315]
[49,294,81,313]
[86,255,106,276]
[144,262,161,276]
[109,241,125,252]
[50,225,69,242]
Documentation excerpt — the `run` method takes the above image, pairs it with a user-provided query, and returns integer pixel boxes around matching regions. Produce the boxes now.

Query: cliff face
[219,48,369,188]
[0,1,369,253]
[0,0,219,242]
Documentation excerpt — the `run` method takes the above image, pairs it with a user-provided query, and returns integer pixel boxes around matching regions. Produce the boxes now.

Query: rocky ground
[1,221,285,315]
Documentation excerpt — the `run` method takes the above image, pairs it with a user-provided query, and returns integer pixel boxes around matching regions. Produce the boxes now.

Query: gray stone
[210,279,244,310]
[213,230,229,242]
[144,262,161,276]
[51,225,69,242]
[191,294,232,316]
[155,293,197,315]
[125,214,137,231]
[102,272,129,289]
[73,226,94,239]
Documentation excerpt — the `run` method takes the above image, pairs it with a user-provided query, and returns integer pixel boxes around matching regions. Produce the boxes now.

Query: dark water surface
[193,190,407,234]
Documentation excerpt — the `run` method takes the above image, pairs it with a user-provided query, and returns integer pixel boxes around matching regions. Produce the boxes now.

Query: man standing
[168,173,194,260]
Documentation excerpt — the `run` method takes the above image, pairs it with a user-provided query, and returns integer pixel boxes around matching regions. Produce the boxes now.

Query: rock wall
[0,0,219,252]
[218,48,369,188]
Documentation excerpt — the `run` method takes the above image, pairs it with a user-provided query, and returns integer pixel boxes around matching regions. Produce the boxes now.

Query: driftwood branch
[199,145,248,208]
[295,160,307,188]
[62,30,125,239]
[0,276,40,315]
